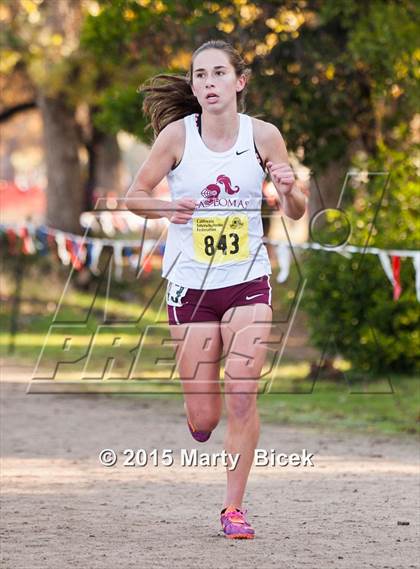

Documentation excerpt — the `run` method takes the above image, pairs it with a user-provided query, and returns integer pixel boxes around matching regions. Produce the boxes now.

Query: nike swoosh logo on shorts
[245,293,263,300]
[236,149,249,155]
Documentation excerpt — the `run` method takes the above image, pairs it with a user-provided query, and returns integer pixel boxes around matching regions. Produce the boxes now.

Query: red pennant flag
[47,233,56,248]
[391,255,402,300]
[6,228,17,255]
[143,255,152,273]
[73,241,85,271]
[65,238,84,271]
[19,227,33,255]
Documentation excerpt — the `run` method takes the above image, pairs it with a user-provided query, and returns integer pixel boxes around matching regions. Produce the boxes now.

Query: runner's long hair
[139,40,252,139]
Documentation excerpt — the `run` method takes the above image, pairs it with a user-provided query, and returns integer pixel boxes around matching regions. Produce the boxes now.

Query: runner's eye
[195,71,225,78]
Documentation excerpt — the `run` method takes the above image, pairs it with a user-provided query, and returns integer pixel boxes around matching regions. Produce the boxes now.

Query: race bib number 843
[192,214,250,265]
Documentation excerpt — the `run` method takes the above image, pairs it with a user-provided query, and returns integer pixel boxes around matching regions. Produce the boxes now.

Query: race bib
[192,214,249,265]
[166,282,188,307]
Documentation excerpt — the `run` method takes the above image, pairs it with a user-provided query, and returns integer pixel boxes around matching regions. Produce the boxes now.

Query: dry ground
[1,363,419,569]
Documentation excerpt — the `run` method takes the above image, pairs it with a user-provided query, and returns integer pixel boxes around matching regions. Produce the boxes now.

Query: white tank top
[162,112,272,289]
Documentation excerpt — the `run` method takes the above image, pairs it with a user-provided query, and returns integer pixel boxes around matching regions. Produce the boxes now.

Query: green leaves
[302,249,419,375]
[302,139,419,375]
[347,1,420,113]
[93,84,148,138]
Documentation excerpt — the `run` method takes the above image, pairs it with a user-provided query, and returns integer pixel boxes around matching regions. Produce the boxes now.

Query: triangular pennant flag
[19,226,36,255]
[413,253,420,302]
[128,251,140,271]
[378,251,394,286]
[113,242,124,281]
[35,228,50,256]
[89,240,103,275]
[47,232,56,249]
[276,242,291,283]
[55,232,71,265]
[99,211,116,236]
[391,255,402,300]
[5,228,18,255]
[143,255,153,273]
[85,242,93,268]
[69,239,86,271]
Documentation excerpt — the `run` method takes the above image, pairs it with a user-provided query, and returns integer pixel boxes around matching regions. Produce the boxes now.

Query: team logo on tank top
[199,174,249,209]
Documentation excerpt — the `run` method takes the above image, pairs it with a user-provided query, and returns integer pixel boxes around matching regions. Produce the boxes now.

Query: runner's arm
[124,122,181,219]
[263,123,307,220]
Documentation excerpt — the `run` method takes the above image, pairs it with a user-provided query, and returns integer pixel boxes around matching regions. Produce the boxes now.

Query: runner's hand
[167,198,197,224]
[266,161,295,196]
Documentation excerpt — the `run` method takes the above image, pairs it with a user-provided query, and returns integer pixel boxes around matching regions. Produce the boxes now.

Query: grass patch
[257,374,420,436]
[2,274,419,437]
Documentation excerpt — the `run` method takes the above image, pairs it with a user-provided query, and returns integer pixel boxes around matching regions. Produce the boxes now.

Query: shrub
[301,144,419,375]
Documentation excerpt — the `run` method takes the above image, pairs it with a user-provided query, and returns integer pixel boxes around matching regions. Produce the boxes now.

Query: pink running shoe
[184,402,212,443]
[220,505,255,539]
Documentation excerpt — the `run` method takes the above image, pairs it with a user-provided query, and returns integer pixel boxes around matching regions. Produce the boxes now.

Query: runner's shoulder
[158,118,185,160]
[251,116,284,145]
[159,117,185,144]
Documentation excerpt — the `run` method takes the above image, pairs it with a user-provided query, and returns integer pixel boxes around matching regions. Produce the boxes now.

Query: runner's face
[191,49,245,110]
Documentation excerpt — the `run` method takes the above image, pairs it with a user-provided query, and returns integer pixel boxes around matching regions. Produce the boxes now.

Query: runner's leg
[220,303,272,509]
[169,322,223,432]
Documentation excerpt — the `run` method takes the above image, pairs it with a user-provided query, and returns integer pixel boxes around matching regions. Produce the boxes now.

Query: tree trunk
[307,138,365,226]
[37,93,84,234]
[95,132,122,197]
[308,156,348,221]
[86,128,123,210]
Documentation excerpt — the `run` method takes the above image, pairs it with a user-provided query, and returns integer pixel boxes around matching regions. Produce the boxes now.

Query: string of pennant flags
[1,221,419,302]
[268,239,420,302]
[0,221,158,280]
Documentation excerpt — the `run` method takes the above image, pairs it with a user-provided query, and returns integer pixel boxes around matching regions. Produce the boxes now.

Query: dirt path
[1,363,419,569]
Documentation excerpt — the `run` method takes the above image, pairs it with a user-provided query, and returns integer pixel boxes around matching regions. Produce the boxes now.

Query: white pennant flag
[89,241,103,275]
[113,242,124,281]
[413,252,420,302]
[378,251,395,287]
[25,223,37,254]
[100,211,116,237]
[55,232,71,265]
[276,243,291,283]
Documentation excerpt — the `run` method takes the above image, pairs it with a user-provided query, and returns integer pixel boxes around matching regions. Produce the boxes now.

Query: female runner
[125,39,306,539]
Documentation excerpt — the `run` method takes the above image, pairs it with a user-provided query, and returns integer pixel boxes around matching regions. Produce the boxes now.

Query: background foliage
[2,0,419,374]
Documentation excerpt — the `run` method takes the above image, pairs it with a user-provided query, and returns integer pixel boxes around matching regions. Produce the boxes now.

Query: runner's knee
[226,391,257,420]
[188,405,221,431]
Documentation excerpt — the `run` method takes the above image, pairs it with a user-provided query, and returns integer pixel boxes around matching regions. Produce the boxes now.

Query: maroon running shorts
[166,274,272,325]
